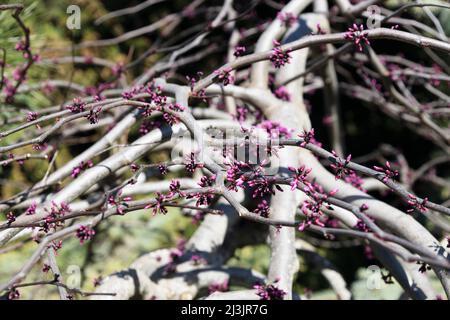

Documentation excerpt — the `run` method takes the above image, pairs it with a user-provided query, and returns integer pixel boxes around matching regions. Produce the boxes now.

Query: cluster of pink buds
[299,200,325,231]
[32,143,44,151]
[257,120,292,138]
[208,279,229,294]
[121,85,143,100]
[344,171,365,191]
[139,120,160,136]
[254,279,286,300]
[288,165,312,191]
[234,105,249,123]
[277,11,297,28]
[66,98,86,113]
[15,40,27,52]
[406,194,428,213]
[274,86,291,101]
[373,161,399,182]
[225,159,250,191]
[84,82,114,100]
[330,151,352,180]
[130,163,140,173]
[298,128,315,147]
[198,175,216,188]
[355,219,370,232]
[71,160,94,178]
[86,107,102,124]
[298,184,338,231]
[158,164,168,175]
[270,40,291,68]
[186,71,203,90]
[50,240,63,252]
[187,188,216,207]
[76,225,95,244]
[145,192,168,215]
[147,85,167,106]
[184,152,203,173]
[41,201,71,232]
[6,212,16,224]
[8,288,20,300]
[168,179,186,198]
[254,200,270,218]
[344,24,370,52]
[214,67,234,86]
[136,85,167,117]
[26,111,38,122]
[248,177,278,199]
[233,46,246,57]
[108,191,132,215]
[163,103,185,125]
[46,201,71,218]
[42,264,51,273]
[25,201,37,215]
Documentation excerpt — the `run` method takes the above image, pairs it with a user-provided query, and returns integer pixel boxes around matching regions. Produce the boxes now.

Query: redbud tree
[0,0,449,300]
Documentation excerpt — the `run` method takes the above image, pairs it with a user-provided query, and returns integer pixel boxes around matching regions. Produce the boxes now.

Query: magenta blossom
[26,111,38,122]
[6,212,16,224]
[8,288,20,300]
[277,12,296,28]
[254,200,270,218]
[158,164,168,175]
[298,128,317,147]
[66,98,86,113]
[208,279,229,294]
[185,152,203,173]
[344,24,370,52]
[406,194,428,213]
[257,120,292,138]
[76,225,95,244]
[254,279,286,300]
[373,161,399,182]
[145,192,168,215]
[71,160,94,178]
[270,40,291,68]
[233,46,246,57]
[288,165,311,191]
[25,201,37,215]
[274,86,291,101]
[330,151,352,180]
[214,67,234,86]
[86,107,102,124]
